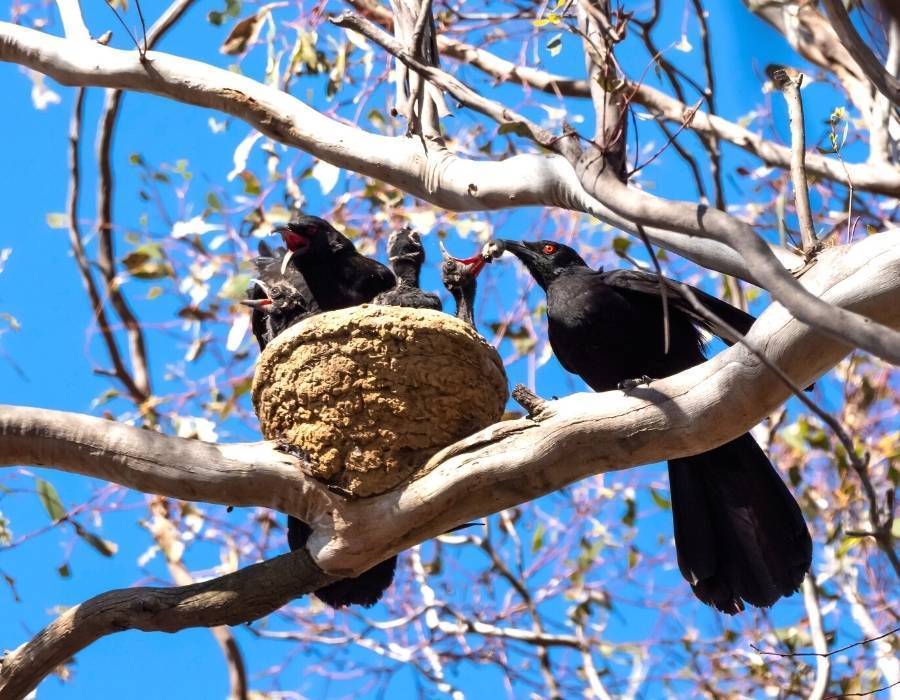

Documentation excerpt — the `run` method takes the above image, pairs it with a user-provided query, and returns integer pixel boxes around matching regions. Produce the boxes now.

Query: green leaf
[836,535,863,558]
[649,487,670,510]
[497,121,532,138]
[531,522,545,552]
[239,170,261,195]
[207,192,223,212]
[612,237,631,256]
[621,497,636,527]
[36,478,66,522]
[129,153,144,166]
[73,522,118,557]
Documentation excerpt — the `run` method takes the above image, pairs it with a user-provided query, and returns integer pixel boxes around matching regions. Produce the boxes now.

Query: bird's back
[546,268,705,391]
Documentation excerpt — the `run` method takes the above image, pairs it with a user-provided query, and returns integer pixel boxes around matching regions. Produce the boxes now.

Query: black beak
[498,239,538,263]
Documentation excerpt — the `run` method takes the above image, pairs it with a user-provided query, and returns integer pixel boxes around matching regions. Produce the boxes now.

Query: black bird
[277,215,396,311]
[372,226,442,310]
[499,239,811,614]
[248,216,398,609]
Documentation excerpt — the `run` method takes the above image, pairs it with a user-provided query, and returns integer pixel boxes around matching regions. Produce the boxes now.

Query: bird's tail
[287,516,396,609]
[668,432,812,614]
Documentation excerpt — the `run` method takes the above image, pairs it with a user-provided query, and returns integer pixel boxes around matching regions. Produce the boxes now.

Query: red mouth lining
[453,253,487,276]
[278,228,310,252]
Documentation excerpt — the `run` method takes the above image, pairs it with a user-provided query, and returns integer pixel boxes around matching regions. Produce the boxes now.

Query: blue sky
[0,0,866,697]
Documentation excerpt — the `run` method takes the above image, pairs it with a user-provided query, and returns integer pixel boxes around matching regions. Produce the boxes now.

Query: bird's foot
[617,375,653,392]
[326,483,355,498]
[274,441,311,462]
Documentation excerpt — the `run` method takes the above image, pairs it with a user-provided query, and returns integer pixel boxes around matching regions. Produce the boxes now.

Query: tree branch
[769,66,817,253]
[93,0,197,401]
[0,549,330,700]
[802,575,831,700]
[434,37,900,197]
[2,230,897,579]
[743,0,872,115]
[54,0,90,42]
[0,20,800,283]
[821,0,900,109]
[572,162,900,365]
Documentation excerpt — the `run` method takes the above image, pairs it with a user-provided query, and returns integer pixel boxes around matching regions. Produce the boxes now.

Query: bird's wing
[601,269,756,344]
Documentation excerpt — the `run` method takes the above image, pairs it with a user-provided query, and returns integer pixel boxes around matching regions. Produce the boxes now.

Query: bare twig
[148,500,249,700]
[633,225,670,355]
[769,66,818,255]
[751,625,899,659]
[331,12,561,151]
[94,0,196,404]
[65,89,146,402]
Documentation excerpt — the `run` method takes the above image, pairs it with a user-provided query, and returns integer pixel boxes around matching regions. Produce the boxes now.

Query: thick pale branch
[0,550,331,700]
[2,231,897,578]
[821,0,900,109]
[0,230,896,696]
[0,405,338,524]
[54,0,89,42]
[743,0,872,115]
[0,21,798,282]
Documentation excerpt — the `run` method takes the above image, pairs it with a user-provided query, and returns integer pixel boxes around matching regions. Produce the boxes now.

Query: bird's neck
[453,283,476,326]
[391,258,421,288]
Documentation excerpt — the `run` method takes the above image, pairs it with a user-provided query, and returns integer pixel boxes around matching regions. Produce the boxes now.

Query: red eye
[542,243,557,254]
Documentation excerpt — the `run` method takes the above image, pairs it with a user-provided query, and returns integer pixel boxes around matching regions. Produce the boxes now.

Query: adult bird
[276,215,396,311]
[499,239,812,614]
[248,215,398,609]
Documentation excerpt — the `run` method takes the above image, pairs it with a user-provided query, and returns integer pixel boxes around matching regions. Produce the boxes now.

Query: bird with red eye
[542,243,557,255]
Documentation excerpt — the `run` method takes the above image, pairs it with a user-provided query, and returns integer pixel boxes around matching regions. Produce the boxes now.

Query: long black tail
[668,432,812,614]
[287,516,397,609]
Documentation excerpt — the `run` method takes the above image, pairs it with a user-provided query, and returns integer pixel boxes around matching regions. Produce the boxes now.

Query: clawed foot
[327,483,355,498]
[617,375,653,391]
[275,441,311,462]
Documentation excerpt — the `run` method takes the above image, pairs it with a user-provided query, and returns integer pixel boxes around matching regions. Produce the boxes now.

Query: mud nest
[252,305,509,498]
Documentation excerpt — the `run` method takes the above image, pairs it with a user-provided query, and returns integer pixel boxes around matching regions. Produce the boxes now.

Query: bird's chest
[546,281,646,390]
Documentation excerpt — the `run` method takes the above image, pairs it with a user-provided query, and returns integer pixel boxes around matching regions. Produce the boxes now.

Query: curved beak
[241,298,273,312]
[497,239,538,264]
[439,241,494,277]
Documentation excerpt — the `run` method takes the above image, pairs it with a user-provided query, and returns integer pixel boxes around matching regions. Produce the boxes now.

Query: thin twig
[65,89,146,402]
[94,0,196,405]
[769,65,818,255]
[752,625,899,659]
[634,225,670,355]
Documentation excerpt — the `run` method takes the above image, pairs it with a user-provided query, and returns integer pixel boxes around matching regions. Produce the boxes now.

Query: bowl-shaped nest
[252,305,508,497]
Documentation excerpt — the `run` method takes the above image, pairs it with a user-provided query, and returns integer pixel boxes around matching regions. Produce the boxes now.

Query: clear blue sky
[0,1,857,697]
